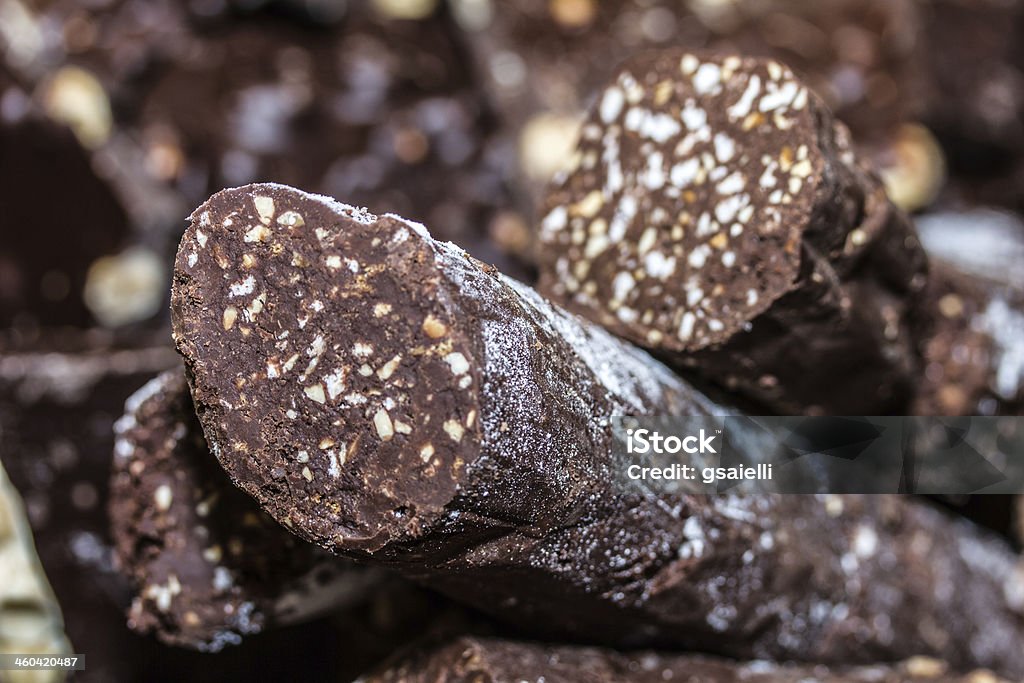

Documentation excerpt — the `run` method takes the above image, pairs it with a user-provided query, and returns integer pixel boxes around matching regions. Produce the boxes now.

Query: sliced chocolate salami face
[110,370,377,651]
[538,50,927,414]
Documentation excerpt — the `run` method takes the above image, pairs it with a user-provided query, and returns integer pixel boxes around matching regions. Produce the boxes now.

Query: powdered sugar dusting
[504,277,718,414]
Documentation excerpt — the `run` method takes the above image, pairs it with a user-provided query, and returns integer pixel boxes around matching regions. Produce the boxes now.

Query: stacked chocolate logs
[107,50,1024,679]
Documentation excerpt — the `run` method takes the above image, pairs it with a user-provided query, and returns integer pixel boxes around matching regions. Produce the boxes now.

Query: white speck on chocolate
[276,210,304,227]
[599,87,624,124]
[444,352,470,376]
[324,368,347,399]
[229,276,256,298]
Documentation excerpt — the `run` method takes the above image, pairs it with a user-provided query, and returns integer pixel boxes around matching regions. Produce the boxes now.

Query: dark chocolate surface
[171,183,1024,675]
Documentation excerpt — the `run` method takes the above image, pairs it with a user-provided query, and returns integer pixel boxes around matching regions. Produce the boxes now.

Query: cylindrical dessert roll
[360,636,1011,683]
[171,183,719,553]
[537,50,928,414]
[171,183,1024,675]
[110,370,379,651]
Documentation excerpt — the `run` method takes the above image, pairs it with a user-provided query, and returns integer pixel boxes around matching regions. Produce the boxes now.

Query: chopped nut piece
[443,419,464,443]
[374,409,395,441]
[276,210,304,227]
[253,196,276,225]
[549,0,596,28]
[422,315,448,338]
[304,384,326,404]
[371,0,438,20]
[905,656,948,678]
[84,247,166,328]
[377,355,402,381]
[519,112,583,182]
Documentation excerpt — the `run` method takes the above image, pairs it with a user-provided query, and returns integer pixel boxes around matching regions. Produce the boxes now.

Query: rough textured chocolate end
[171,184,482,553]
[538,50,840,350]
[537,49,926,414]
[110,370,371,651]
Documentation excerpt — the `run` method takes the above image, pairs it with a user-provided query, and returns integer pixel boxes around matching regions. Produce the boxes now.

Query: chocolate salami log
[361,637,1011,683]
[537,50,927,415]
[110,370,379,651]
[172,183,1024,674]
[171,182,718,551]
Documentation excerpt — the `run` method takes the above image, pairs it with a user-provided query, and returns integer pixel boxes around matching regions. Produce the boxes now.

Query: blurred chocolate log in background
[914,210,1024,415]
[0,336,428,681]
[538,50,926,415]
[172,184,1024,675]
[361,636,1012,683]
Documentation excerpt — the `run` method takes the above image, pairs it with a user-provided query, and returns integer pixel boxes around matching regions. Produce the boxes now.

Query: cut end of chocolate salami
[539,50,848,351]
[171,184,482,553]
[538,49,926,414]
